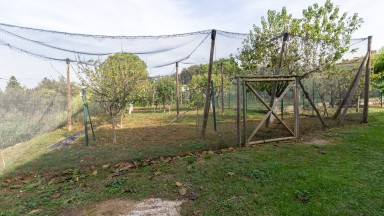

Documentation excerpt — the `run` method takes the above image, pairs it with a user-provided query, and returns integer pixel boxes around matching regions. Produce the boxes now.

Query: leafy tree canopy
[239,0,363,76]
[154,76,175,109]
[79,53,148,143]
[371,47,384,92]
[6,76,22,91]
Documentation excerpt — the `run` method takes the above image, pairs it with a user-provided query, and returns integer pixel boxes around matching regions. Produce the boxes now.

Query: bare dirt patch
[63,198,184,216]
[304,138,330,145]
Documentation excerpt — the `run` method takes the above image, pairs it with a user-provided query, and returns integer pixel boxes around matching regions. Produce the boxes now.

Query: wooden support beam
[333,53,369,120]
[66,58,72,131]
[176,62,180,116]
[247,110,273,144]
[236,76,241,147]
[201,30,216,139]
[242,80,246,144]
[298,80,327,128]
[245,82,295,139]
[294,78,300,137]
[243,78,296,82]
[362,36,372,123]
[267,33,289,127]
[248,137,296,145]
[338,53,369,124]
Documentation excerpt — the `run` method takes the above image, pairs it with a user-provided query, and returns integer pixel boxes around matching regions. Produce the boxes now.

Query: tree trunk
[111,112,117,144]
[120,112,124,128]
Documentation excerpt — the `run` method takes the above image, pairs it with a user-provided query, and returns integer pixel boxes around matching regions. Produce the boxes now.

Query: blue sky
[0,0,381,89]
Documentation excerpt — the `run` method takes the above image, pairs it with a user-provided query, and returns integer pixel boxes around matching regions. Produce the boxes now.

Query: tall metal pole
[66,58,72,131]
[362,36,372,123]
[176,62,180,116]
[201,29,216,139]
[220,62,224,116]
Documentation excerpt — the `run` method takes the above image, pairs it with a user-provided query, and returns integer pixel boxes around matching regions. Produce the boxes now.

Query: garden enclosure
[0,23,374,149]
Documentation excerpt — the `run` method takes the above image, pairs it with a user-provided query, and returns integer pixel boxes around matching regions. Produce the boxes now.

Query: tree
[239,0,363,125]
[180,57,242,85]
[154,76,175,111]
[35,76,79,98]
[6,76,22,91]
[79,53,147,144]
[188,74,231,108]
[239,0,363,83]
[130,79,154,107]
[371,47,384,94]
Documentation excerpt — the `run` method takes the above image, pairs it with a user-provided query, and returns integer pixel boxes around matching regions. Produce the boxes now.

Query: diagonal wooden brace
[245,82,295,143]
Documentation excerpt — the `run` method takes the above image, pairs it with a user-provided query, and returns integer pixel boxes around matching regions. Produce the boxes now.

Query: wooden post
[211,80,217,132]
[242,80,247,145]
[294,77,300,137]
[66,58,72,131]
[298,80,327,128]
[267,32,288,127]
[236,76,241,147]
[176,62,180,117]
[201,29,216,139]
[333,53,368,120]
[362,36,372,123]
[338,54,368,124]
[81,86,89,146]
[335,53,368,123]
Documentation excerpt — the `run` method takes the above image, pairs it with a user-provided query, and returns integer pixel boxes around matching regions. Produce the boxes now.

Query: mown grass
[0,107,383,215]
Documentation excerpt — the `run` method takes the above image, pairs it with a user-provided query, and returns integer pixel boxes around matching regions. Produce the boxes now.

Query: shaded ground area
[0,107,377,215]
[48,131,84,150]
[1,107,363,177]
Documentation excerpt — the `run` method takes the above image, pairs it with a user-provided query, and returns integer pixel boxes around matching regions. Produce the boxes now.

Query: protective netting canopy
[0,23,248,79]
[0,22,370,149]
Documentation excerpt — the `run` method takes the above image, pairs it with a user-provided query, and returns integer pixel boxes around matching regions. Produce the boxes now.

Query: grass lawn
[0,107,383,215]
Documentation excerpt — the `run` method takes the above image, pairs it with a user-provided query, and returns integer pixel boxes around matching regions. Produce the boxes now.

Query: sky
[0,0,381,89]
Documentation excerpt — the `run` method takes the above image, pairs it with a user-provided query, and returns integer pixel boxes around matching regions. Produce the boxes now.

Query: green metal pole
[381,73,383,108]
[211,80,217,132]
[82,87,89,146]
[86,103,95,141]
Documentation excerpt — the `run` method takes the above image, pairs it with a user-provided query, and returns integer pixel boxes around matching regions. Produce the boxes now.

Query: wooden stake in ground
[66,58,72,131]
[201,29,216,139]
[362,36,372,123]
[176,62,180,117]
